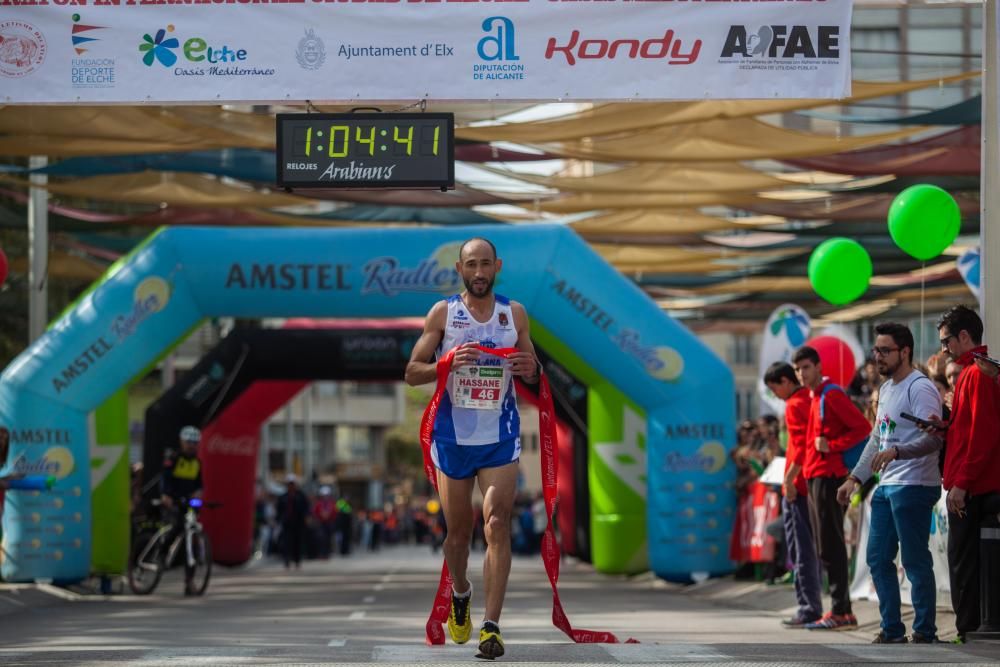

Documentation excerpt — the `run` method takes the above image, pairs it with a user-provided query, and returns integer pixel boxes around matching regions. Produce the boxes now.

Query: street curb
[0,583,81,616]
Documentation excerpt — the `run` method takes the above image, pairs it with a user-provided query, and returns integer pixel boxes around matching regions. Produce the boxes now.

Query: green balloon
[888,184,961,261]
[808,238,872,306]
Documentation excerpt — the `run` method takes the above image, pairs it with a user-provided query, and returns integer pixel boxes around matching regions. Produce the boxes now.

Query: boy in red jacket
[792,346,872,631]
[931,306,1000,642]
[765,362,823,628]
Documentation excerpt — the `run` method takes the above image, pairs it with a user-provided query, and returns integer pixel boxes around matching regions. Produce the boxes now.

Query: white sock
[452,583,472,599]
[482,619,499,628]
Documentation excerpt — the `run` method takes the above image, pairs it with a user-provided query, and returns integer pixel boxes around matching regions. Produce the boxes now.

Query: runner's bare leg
[477,461,519,622]
[437,471,475,593]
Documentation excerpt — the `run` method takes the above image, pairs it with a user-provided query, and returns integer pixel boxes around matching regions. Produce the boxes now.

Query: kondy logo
[139,25,248,67]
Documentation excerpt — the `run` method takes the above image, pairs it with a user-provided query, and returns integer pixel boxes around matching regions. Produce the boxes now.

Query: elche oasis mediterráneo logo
[139,25,275,77]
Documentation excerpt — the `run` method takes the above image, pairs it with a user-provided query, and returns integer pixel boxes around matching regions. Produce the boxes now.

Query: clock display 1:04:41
[303,125,440,158]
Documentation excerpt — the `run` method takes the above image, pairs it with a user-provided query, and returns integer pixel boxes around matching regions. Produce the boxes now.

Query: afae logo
[720,25,840,60]
[473,17,525,82]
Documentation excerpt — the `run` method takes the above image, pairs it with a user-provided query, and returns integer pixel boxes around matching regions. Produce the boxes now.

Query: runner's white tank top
[433,294,520,446]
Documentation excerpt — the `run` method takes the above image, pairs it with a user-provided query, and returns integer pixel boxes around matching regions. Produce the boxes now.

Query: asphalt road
[0,545,997,666]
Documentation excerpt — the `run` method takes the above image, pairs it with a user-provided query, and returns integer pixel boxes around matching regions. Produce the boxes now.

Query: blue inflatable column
[647,405,736,582]
[0,388,91,583]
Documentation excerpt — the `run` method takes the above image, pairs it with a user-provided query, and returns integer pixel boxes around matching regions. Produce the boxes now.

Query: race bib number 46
[453,365,506,410]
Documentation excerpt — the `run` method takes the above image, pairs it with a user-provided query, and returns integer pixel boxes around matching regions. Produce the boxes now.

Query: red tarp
[784,126,980,176]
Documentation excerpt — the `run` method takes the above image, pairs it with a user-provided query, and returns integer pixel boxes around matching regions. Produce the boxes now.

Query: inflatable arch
[0,225,735,583]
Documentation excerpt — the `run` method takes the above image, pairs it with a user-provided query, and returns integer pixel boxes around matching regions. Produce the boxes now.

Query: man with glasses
[837,322,944,644]
[791,346,872,631]
[929,306,1000,643]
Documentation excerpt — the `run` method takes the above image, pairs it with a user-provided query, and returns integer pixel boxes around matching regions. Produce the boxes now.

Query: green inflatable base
[591,513,648,575]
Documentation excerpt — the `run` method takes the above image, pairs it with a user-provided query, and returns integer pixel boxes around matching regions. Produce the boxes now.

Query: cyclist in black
[161,425,203,595]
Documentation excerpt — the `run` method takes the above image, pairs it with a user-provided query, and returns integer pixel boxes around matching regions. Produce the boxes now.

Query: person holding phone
[933,305,1000,643]
[837,323,944,644]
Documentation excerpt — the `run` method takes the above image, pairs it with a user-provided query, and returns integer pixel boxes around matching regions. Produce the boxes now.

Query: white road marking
[327,638,347,647]
[363,595,376,604]
[348,611,367,620]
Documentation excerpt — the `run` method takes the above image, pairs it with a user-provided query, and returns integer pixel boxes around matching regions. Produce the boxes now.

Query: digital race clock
[276,112,454,190]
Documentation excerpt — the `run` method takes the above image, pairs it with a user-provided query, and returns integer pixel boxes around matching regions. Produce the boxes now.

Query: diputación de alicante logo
[139,24,276,78]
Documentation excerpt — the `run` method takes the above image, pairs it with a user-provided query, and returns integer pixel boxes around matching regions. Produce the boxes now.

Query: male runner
[405,237,540,659]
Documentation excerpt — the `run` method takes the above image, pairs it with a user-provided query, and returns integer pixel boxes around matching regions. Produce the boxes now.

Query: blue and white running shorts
[431,438,521,480]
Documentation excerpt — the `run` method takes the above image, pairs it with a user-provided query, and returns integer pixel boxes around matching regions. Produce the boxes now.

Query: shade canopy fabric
[454,73,978,143]
[569,210,740,236]
[784,126,981,176]
[3,171,311,208]
[0,103,535,157]
[538,119,923,163]
[799,95,982,126]
[0,73,985,324]
[739,191,980,221]
[482,163,791,194]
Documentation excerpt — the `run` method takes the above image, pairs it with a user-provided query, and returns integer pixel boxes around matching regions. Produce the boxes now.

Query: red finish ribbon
[420,345,635,645]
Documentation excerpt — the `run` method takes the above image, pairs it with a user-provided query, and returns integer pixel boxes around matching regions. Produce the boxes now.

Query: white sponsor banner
[0,1,853,104]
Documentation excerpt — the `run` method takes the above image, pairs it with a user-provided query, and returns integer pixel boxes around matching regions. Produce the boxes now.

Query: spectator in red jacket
[765,362,822,628]
[932,305,1000,642]
[792,345,872,631]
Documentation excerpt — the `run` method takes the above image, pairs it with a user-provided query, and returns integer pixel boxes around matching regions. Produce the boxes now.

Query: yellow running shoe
[447,586,473,645]
[476,621,504,660]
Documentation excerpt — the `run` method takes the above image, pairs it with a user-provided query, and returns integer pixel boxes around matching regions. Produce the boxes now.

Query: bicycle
[128,497,216,596]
